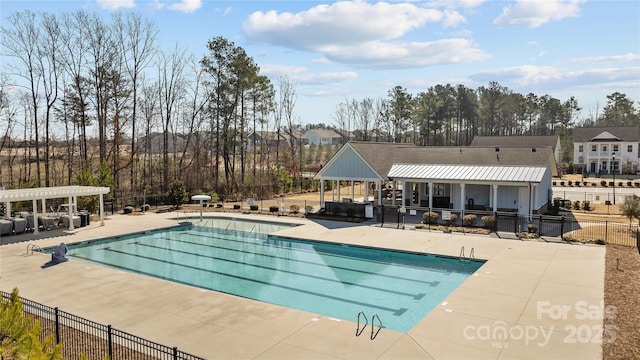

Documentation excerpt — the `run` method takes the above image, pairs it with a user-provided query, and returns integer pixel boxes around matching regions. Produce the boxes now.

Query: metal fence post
[54,307,60,345]
[108,325,113,358]
[560,215,565,240]
[173,346,178,360]
[605,221,608,243]
[494,212,498,232]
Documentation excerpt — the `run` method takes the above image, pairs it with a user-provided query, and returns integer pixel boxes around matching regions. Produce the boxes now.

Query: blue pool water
[62,219,484,332]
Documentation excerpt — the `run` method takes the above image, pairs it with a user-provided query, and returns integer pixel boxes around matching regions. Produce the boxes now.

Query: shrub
[601,180,607,187]
[462,214,477,226]
[165,179,187,208]
[635,182,640,187]
[422,211,439,224]
[627,181,633,187]
[608,181,614,187]
[305,205,314,214]
[233,204,241,210]
[527,224,538,233]
[567,181,572,186]
[553,198,561,208]
[552,181,557,186]
[140,204,150,212]
[290,204,300,214]
[481,215,496,229]
[594,239,606,245]
[123,206,134,214]
[249,205,259,211]
[560,181,565,186]
[618,181,623,187]
[573,200,581,210]
[592,182,597,187]
[575,182,580,187]
[269,205,279,212]
[445,213,458,226]
[583,200,591,211]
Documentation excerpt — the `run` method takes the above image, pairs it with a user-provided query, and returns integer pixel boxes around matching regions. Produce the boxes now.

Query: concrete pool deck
[0,212,605,359]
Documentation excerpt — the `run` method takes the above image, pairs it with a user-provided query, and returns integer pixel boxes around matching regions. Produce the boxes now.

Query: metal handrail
[371,314,382,340]
[356,311,368,337]
[459,246,465,258]
[469,247,475,259]
[26,243,42,255]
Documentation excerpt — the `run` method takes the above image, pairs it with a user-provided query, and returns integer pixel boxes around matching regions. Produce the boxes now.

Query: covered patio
[0,186,111,234]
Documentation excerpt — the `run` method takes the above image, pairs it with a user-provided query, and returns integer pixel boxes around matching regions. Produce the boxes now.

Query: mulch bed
[603,245,640,360]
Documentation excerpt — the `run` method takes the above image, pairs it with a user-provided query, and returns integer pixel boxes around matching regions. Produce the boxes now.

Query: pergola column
[67,196,74,230]
[320,180,325,207]
[460,183,466,211]
[32,199,39,235]
[377,180,382,205]
[99,193,105,226]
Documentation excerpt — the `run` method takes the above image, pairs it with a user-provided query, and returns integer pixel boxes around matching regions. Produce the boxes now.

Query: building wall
[573,141,639,174]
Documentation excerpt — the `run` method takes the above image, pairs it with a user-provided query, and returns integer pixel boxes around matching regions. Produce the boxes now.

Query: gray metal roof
[388,164,547,183]
[572,126,640,142]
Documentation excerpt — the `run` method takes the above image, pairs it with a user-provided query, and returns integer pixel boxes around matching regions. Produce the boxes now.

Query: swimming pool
[62,219,484,332]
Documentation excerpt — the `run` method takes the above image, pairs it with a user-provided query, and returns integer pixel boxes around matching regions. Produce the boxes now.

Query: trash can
[79,211,90,227]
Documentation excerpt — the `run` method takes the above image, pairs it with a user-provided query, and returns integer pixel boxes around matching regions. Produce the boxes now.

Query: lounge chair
[12,218,27,234]
[59,215,81,229]
[0,219,12,235]
[17,212,34,232]
[38,215,57,230]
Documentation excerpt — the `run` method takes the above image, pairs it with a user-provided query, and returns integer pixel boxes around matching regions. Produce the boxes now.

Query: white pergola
[0,186,111,234]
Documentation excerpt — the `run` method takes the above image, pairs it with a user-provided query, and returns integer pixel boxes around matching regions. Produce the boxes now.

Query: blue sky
[2,0,639,126]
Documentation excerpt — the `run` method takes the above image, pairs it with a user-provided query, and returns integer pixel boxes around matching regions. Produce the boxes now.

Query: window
[628,145,633,152]
[578,156,584,164]
[578,145,583,152]
[613,145,619,152]
[591,145,597,152]
[603,145,607,152]
[602,161,608,171]
[433,183,445,196]
[613,161,619,171]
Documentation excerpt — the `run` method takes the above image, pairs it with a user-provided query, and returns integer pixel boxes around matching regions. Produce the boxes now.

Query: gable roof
[470,135,559,150]
[305,129,342,138]
[316,142,558,181]
[572,126,640,142]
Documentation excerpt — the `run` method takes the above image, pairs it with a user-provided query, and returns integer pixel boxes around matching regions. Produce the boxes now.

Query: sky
[2,0,639,126]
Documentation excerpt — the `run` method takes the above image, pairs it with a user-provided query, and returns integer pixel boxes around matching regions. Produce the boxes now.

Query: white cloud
[96,0,135,10]
[470,64,640,92]
[320,39,491,69]
[493,0,584,28]
[243,1,452,49]
[243,1,486,69]
[259,64,307,78]
[167,0,202,13]
[568,53,640,64]
[295,72,358,85]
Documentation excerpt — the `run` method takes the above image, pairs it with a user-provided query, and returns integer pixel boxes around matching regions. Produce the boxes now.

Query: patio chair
[38,215,57,231]
[0,219,12,236]
[12,218,27,234]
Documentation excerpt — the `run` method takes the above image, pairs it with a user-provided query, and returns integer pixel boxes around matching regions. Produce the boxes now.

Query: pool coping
[0,212,605,359]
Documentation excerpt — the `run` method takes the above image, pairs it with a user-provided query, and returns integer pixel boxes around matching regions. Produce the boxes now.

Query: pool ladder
[26,243,43,255]
[356,311,383,340]
[459,246,474,260]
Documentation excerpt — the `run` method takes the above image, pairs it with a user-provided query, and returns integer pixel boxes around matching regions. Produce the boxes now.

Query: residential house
[304,129,343,147]
[572,126,640,175]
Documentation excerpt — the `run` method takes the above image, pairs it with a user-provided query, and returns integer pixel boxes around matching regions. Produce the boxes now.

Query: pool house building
[315,142,556,217]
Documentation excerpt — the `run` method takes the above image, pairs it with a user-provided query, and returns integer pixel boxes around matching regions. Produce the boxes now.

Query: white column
[41,199,46,215]
[100,194,105,226]
[392,181,396,206]
[32,199,39,235]
[377,180,382,205]
[351,181,355,200]
[401,181,406,207]
[320,180,325,207]
[5,202,11,217]
[337,180,341,201]
[332,181,336,202]
[68,196,74,230]
[492,184,499,212]
[428,182,433,209]
[460,183,466,211]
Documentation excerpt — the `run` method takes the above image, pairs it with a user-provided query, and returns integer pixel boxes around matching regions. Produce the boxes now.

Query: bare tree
[114,12,158,193]
[157,44,187,192]
[1,10,43,185]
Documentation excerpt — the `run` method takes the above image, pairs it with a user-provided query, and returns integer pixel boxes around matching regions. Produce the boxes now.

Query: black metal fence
[1,291,205,360]
[379,206,638,247]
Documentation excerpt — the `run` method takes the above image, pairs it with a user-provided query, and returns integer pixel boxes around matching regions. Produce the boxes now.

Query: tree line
[1,10,638,200]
